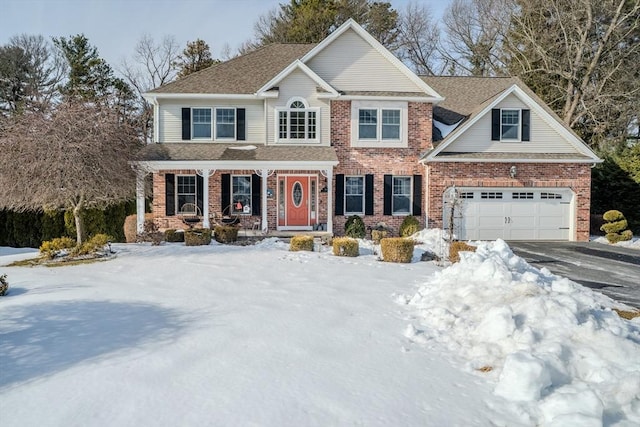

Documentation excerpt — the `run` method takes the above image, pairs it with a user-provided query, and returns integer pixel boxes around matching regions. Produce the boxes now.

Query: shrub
[39,236,76,259]
[214,225,238,243]
[165,229,185,242]
[290,235,314,252]
[72,234,113,256]
[124,213,154,243]
[399,215,420,237]
[0,274,9,296]
[185,228,212,246]
[371,229,388,244]
[332,237,359,257]
[449,241,477,263]
[600,210,633,243]
[345,215,366,238]
[380,237,414,263]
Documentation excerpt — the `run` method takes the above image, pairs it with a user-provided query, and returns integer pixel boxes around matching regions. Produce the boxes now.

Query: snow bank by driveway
[402,239,640,426]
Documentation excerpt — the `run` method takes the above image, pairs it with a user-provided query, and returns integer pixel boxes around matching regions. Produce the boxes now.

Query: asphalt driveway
[508,241,640,309]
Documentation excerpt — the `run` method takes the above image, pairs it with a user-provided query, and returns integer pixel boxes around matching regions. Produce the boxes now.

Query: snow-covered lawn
[1,234,639,426]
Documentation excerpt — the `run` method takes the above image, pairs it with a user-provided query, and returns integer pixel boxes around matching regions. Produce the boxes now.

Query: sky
[1,0,450,75]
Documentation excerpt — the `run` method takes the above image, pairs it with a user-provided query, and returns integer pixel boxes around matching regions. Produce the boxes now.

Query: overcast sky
[1,0,450,72]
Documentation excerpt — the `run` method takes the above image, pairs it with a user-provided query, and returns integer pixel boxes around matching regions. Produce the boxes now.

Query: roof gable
[256,60,338,97]
[302,20,442,99]
[423,82,601,163]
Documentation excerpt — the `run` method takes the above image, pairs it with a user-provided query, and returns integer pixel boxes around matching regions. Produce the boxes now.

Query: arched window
[277,98,318,141]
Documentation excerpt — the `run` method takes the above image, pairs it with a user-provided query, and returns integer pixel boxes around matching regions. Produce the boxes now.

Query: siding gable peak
[256,59,338,98]
[423,84,601,163]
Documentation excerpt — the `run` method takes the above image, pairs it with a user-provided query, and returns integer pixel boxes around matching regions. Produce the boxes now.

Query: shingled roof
[149,43,316,95]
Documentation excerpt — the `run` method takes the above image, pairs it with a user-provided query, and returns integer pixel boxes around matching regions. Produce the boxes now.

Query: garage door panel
[448,188,573,241]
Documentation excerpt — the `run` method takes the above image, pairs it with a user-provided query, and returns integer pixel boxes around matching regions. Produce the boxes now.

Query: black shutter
[383,175,392,215]
[165,174,175,216]
[196,174,204,214]
[491,108,500,141]
[335,174,344,215]
[521,109,530,141]
[221,174,231,212]
[412,175,422,216]
[181,108,191,140]
[251,173,261,215]
[365,174,374,215]
[237,108,246,141]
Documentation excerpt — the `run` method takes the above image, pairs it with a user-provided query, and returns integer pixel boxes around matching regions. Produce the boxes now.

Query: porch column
[136,170,146,234]
[197,169,215,228]
[325,168,333,234]
[261,169,269,233]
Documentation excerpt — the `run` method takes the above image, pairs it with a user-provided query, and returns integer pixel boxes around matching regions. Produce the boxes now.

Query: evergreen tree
[174,39,217,78]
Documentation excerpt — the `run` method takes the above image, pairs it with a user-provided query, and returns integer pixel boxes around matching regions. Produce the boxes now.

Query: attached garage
[444,187,574,241]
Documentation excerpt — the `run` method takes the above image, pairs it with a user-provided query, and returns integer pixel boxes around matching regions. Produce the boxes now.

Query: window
[215,108,235,139]
[512,192,534,199]
[501,109,520,140]
[481,192,503,199]
[345,176,364,214]
[277,99,318,142]
[352,101,407,147]
[177,175,196,211]
[392,177,411,215]
[459,192,474,199]
[192,108,212,139]
[231,175,252,214]
[358,108,401,140]
[541,192,562,200]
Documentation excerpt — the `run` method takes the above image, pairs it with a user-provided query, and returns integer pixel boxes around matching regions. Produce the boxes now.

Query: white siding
[266,69,330,145]
[307,28,422,93]
[443,94,581,154]
[158,99,264,143]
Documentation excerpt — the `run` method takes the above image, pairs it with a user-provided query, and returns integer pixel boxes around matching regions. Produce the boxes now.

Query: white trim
[135,160,338,172]
[144,93,262,100]
[343,175,365,216]
[256,59,339,97]
[213,107,237,140]
[191,107,213,140]
[499,108,521,142]
[300,19,443,101]
[351,101,408,148]
[274,101,321,143]
[391,175,413,216]
[423,85,601,163]
[338,95,442,102]
[424,157,600,164]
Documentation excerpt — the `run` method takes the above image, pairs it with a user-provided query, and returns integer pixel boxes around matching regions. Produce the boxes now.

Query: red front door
[286,177,309,226]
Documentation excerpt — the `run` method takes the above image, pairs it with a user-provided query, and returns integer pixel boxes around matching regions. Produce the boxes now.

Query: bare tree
[395,2,443,75]
[120,34,180,143]
[505,0,640,145]
[440,0,512,76]
[0,101,141,244]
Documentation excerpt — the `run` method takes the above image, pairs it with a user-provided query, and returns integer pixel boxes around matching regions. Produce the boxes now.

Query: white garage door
[444,188,573,241]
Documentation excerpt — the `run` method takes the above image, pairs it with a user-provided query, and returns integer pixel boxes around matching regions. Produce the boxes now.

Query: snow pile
[403,239,640,426]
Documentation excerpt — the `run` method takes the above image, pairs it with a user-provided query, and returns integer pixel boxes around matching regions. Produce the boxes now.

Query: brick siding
[426,162,592,241]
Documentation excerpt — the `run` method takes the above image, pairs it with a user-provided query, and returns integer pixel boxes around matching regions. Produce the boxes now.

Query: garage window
[541,192,562,199]
[513,192,534,199]
[459,192,474,199]
[481,191,503,199]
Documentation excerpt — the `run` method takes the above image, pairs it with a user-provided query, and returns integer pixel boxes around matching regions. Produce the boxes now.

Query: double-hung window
[344,176,364,215]
[192,108,212,139]
[352,101,407,147]
[277,99,318,142]
[231,175,252,214]
[392,176,411,215]
[501,109,520,140]
[177,175,196,211]
[215,108,235,139]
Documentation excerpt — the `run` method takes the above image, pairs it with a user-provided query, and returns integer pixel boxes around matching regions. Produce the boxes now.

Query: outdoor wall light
[509,165,517,178]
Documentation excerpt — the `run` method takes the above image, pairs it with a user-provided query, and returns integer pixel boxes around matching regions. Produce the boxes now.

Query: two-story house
[133,19,600,242]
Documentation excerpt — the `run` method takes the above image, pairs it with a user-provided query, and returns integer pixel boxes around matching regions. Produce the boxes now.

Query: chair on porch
[210,205,240,227]
[179,203,202,228]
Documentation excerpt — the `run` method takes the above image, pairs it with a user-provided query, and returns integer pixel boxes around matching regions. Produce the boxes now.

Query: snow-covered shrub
[290,235,314,252]
[600,210,633,243]
[332,237,359,257]
[380,237,413,263]
[449,241,477,263]
[72,234,112,256]
[39,236,76,259]
[345,215,366,238]
[213,225,238,243]
[399,215,420,237]
[0,274,8,296]
[185,228,212,246]
[165,229,185,242]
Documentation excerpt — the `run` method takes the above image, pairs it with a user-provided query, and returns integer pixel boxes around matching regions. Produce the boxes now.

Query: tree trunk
[73,201,85,245]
